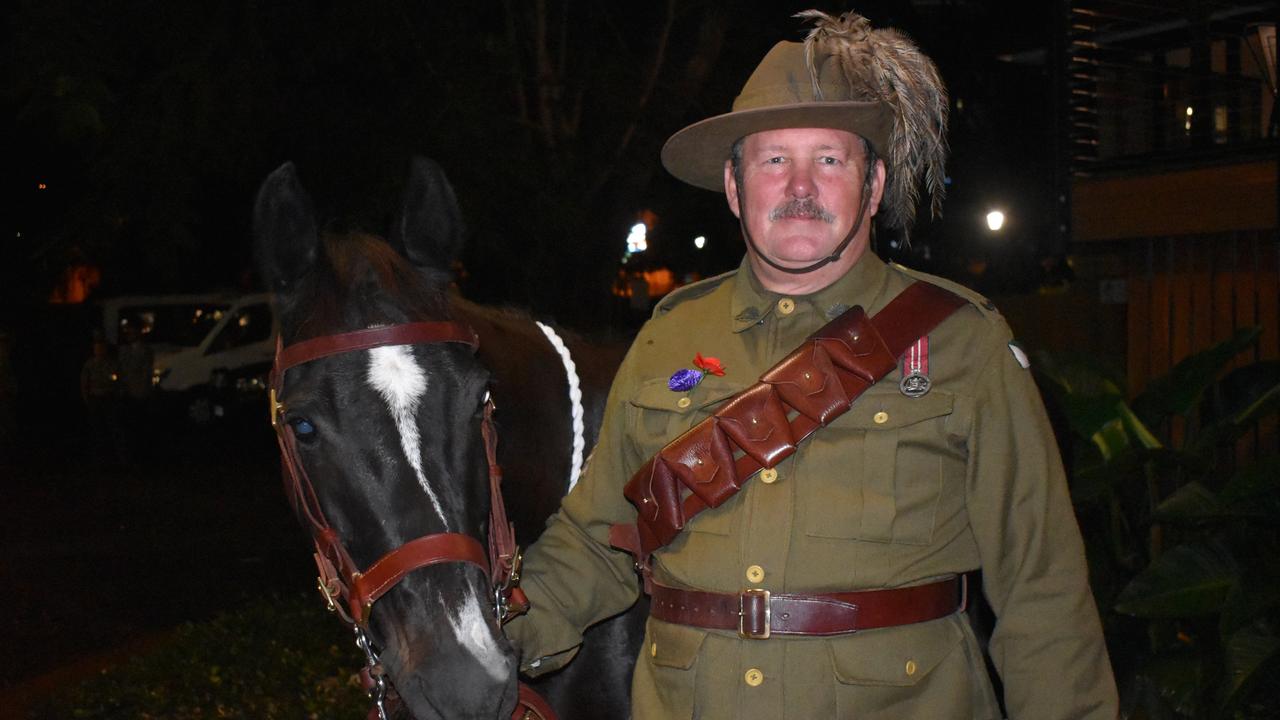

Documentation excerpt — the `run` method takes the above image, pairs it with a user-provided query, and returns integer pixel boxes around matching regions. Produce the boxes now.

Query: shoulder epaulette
[889,263,1002,321]
[653,268,738,317]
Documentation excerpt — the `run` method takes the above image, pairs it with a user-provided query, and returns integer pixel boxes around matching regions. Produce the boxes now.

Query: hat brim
[660,101,892,192]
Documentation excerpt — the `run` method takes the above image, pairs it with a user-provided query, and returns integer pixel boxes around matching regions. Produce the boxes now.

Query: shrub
[33,593,369,719]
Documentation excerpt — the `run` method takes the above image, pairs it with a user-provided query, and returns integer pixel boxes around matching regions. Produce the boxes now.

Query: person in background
[80,336,120,465]
[116,325,155,462]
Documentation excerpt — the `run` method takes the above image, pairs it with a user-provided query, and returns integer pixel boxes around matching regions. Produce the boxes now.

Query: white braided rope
[535,321,585,493]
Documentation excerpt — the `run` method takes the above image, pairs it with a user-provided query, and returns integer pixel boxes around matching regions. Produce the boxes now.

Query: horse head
[254,157,518,719]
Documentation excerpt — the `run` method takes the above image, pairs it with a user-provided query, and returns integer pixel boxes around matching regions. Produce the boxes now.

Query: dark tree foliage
[6,1,734,327]
[5,0,1054,328]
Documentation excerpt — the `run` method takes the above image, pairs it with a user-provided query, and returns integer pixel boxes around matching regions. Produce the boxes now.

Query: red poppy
[693,352,726,376]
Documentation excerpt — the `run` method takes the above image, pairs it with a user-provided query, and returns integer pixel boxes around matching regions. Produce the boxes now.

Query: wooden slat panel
[1128,241,1153,395]
[1170,238,1192,448]
[1259,238,1280,364]
[1213,236,1237,346]
[1150,238,1173,382]
[1235,233,1263,464]
[1234,235,1257,372]
[1172,238,1194,365]
[1192,238,1214,357]
[1258,238,1279,458]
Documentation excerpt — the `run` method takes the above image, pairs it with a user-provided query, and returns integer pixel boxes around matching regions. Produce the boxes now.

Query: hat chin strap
[737,186,873,275]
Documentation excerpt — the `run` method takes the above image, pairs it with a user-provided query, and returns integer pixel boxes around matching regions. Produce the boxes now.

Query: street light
[985,210,1005,232]
[623,222,648,261]
[693,235,706,249]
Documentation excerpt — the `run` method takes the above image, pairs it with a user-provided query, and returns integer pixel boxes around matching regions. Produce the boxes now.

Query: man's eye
[765,156,786,164]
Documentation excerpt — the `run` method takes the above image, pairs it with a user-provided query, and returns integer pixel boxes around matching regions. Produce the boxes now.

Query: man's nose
[786,162,815,198]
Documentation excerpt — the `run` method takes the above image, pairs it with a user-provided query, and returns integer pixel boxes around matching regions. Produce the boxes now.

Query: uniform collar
[730,250,892,333]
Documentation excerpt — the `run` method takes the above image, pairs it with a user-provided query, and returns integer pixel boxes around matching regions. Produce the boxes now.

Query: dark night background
[3,0,1059,325]
[0,0,1069,713]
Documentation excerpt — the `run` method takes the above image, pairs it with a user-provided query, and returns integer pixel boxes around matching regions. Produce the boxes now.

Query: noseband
[269,321,554,720]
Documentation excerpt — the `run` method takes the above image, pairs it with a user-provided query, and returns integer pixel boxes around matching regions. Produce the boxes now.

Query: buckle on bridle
[738,588,771,639]
[269,387,285,429]
[495,549,526,623]
[317,575,340,613]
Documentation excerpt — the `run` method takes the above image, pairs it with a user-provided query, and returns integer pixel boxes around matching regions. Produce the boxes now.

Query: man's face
[725,127,885,280]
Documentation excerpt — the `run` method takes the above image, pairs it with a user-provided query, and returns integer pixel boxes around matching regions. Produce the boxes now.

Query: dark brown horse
[254,157,643,719]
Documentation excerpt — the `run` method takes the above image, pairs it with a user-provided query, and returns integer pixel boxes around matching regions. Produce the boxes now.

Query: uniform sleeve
[964,322,1119,719]
[503,342,646,675]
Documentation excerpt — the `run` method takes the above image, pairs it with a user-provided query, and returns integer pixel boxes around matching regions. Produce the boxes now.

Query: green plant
[1037,328,1280,719]
[32,593,369,719]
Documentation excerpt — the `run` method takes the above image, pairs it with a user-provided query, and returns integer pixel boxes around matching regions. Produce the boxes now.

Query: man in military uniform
[505,10,1117,719]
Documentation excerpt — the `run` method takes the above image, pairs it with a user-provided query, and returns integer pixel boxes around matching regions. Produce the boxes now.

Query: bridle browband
[269,320,552,720]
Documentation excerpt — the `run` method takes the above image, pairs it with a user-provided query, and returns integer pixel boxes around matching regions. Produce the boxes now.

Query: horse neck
[448,297,578,539]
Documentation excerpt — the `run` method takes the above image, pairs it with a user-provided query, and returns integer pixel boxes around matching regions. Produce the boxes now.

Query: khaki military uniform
[507,252,1117,719]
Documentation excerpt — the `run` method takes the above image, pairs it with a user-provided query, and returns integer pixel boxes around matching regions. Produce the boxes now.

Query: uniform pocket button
[744,668,764,686]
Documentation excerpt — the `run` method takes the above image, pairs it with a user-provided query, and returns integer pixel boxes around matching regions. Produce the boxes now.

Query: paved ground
[0,406,315,713]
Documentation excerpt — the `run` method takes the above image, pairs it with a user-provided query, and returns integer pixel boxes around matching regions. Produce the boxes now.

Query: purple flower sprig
[668,368,704,392]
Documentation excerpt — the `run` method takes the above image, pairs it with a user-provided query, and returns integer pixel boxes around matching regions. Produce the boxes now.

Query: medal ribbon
[907,336,929,377]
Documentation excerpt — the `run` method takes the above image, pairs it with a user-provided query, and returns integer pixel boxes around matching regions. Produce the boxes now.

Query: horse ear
[390,156,465,273]
[253,161,319,292]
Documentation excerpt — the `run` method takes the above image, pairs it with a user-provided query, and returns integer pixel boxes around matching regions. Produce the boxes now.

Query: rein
[269,320,552,720]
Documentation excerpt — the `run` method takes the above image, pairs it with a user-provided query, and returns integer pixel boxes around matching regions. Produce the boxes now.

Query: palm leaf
[1188,381,1280,457]
[1132,327,1260,426]
[1115,541,1238,618]
[1217,624,1280,719]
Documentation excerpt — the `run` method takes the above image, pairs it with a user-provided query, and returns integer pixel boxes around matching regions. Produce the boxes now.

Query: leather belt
[649,576,965,639]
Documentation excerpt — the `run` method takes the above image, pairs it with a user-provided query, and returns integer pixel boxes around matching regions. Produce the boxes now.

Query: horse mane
[285,231,452,343]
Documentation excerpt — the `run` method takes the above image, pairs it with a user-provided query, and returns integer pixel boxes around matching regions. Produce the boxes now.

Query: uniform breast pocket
[804,390,960,546]
[628,376,742,536]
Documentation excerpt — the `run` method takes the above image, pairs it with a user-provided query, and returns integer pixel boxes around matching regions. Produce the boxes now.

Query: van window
[207,304,274,354]
[120,304,229,347]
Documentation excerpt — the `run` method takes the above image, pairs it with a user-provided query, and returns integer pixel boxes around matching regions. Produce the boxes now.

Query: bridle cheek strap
[269,320,523,624]
[274,394,496,626]
[270,318,548,720]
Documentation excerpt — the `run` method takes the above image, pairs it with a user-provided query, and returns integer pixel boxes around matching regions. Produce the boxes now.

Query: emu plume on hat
[661,9,949,237]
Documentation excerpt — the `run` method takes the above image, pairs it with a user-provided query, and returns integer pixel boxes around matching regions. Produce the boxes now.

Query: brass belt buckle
[738,588,771,639]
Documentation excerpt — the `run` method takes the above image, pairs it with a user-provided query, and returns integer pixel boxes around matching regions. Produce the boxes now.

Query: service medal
[900,371,931,398]
[900,336,931,397]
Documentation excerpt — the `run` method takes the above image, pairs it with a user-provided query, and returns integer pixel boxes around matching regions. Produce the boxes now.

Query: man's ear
[867,159,887,217]
[724,159,742,219]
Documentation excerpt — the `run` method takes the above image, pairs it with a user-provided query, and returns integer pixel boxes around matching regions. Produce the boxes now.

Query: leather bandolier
[608,280,970,637]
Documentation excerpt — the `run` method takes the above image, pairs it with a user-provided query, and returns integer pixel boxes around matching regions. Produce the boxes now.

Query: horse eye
[291,417,317,438]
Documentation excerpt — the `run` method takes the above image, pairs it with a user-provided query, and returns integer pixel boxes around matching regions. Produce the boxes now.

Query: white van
[100,292,277,420]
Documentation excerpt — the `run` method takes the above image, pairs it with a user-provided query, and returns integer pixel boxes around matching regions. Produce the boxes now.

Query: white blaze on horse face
[446,588,508,681]
[366,346,446,522]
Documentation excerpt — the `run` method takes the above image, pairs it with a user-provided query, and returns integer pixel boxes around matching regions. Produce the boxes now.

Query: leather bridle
[269,320,553,720]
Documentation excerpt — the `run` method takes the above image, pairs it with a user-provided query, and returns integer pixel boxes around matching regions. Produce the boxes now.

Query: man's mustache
[769,198,835,223]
